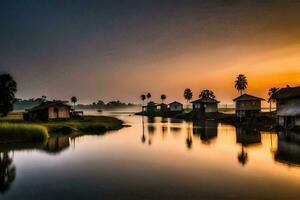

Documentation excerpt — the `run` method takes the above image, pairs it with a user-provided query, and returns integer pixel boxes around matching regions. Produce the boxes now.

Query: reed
[0,123,49,143]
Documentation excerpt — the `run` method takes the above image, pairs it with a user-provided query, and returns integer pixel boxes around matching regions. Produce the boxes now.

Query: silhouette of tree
[238,146,248,166]
[0,152,16,193]
[146,93,151,102]
[140,94,146,106]
[71,96,77,110]
[184,88,193,108]
[160,94,166,103]
[0,74,17,117]
[199,89,215,99]
[268,87,279,112]
[234,74,248,95]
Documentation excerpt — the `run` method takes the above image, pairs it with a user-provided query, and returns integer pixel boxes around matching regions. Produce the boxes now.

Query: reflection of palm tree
[0,152,16,193]
[238,146,248,166]
[185,122,193,149]
[141,116,146,144]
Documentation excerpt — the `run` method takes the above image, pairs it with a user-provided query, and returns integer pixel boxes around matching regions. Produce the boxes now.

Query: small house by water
[271,86,300,128]
[168,101,183,112]
[191,97,220,113]
[23,101,71,121]
[142,101,157,113]
[158,103,168,112]
[233,94,264,118]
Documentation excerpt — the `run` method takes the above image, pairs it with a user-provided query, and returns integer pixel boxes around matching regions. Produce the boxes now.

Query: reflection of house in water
[43,136,70,154]
[275,131,300,166]
[236,126,261,146]
[192,120,218,144]
[147,117,155,124]
[235,126,261,166]
[0,152,15,193]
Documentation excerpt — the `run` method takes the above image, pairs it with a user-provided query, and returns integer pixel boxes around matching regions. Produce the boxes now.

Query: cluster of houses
[21,86,299,129]
[143,86,300,129]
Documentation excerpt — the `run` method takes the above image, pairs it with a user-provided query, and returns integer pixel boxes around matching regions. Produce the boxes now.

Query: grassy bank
[0,113,124,136]
[0,123,49,143]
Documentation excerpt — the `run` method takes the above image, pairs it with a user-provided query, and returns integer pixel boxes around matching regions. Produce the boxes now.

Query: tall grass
[0,123,49,143]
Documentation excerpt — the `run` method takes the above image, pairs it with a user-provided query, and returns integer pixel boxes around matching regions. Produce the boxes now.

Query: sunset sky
[0,0,299,104]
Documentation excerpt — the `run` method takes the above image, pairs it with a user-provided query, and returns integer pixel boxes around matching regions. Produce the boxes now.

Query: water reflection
[42,136,70,155]
[0,152,15,194]
[192,120,218,144]
[235,126,261,166]
[275,130,300,166]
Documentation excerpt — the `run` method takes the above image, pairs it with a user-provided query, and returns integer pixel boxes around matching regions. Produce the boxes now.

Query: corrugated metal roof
[168,101,183,106]
[233,93,265,101]
[191,97,220,104]
[28,101,71,112]
[272,86,300,100]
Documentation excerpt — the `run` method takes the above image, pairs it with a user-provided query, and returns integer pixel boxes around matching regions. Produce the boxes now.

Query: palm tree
[268,87,279,112]
[234,74,248,95]
[146,93,151,102]
[184,88,193,109]
[140,94,146,106]
[199,89,215,99]
[0,74,17,117]
[160,94,166,103]
[71,96,77,110]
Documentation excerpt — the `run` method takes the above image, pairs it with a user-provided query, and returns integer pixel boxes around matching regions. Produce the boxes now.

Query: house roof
[168,101,183,106]
[233,94,265,101]
[271,86,300,100]
[191,97,220,104]
[28,101,71,112]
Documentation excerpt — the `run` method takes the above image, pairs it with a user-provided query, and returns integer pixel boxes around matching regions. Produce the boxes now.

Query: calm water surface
[1,111,300,199]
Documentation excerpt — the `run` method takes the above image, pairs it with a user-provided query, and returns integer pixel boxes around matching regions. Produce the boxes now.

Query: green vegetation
[0,113,124,137]
[0,123,48,143]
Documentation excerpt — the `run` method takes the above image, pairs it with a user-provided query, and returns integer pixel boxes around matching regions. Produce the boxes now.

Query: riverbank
[0,113,125,138]
[136,110,277,130]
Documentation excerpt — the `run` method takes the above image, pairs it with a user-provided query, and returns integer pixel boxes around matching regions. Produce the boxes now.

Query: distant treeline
[76,100,138,110]
[13,98,139,111]
[13,97,47,110]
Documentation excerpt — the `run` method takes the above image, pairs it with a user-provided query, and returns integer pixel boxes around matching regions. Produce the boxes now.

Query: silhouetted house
[233,94,264,118]
[271,86,300,128]
[168,101,183,112]
[23,101,71,121]
[142,101,157,113]
[191,97,220,113]
[158,103,168,113]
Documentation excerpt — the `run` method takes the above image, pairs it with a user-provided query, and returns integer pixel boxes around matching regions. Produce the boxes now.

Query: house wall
[205,104,218,112]
[278,116,285,126]
[236,100,261,111]
[296,117,300,127]
[48,106,70,119]
[170,104,183,111]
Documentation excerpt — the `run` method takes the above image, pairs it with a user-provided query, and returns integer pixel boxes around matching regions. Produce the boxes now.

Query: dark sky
[1,0,300,103]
